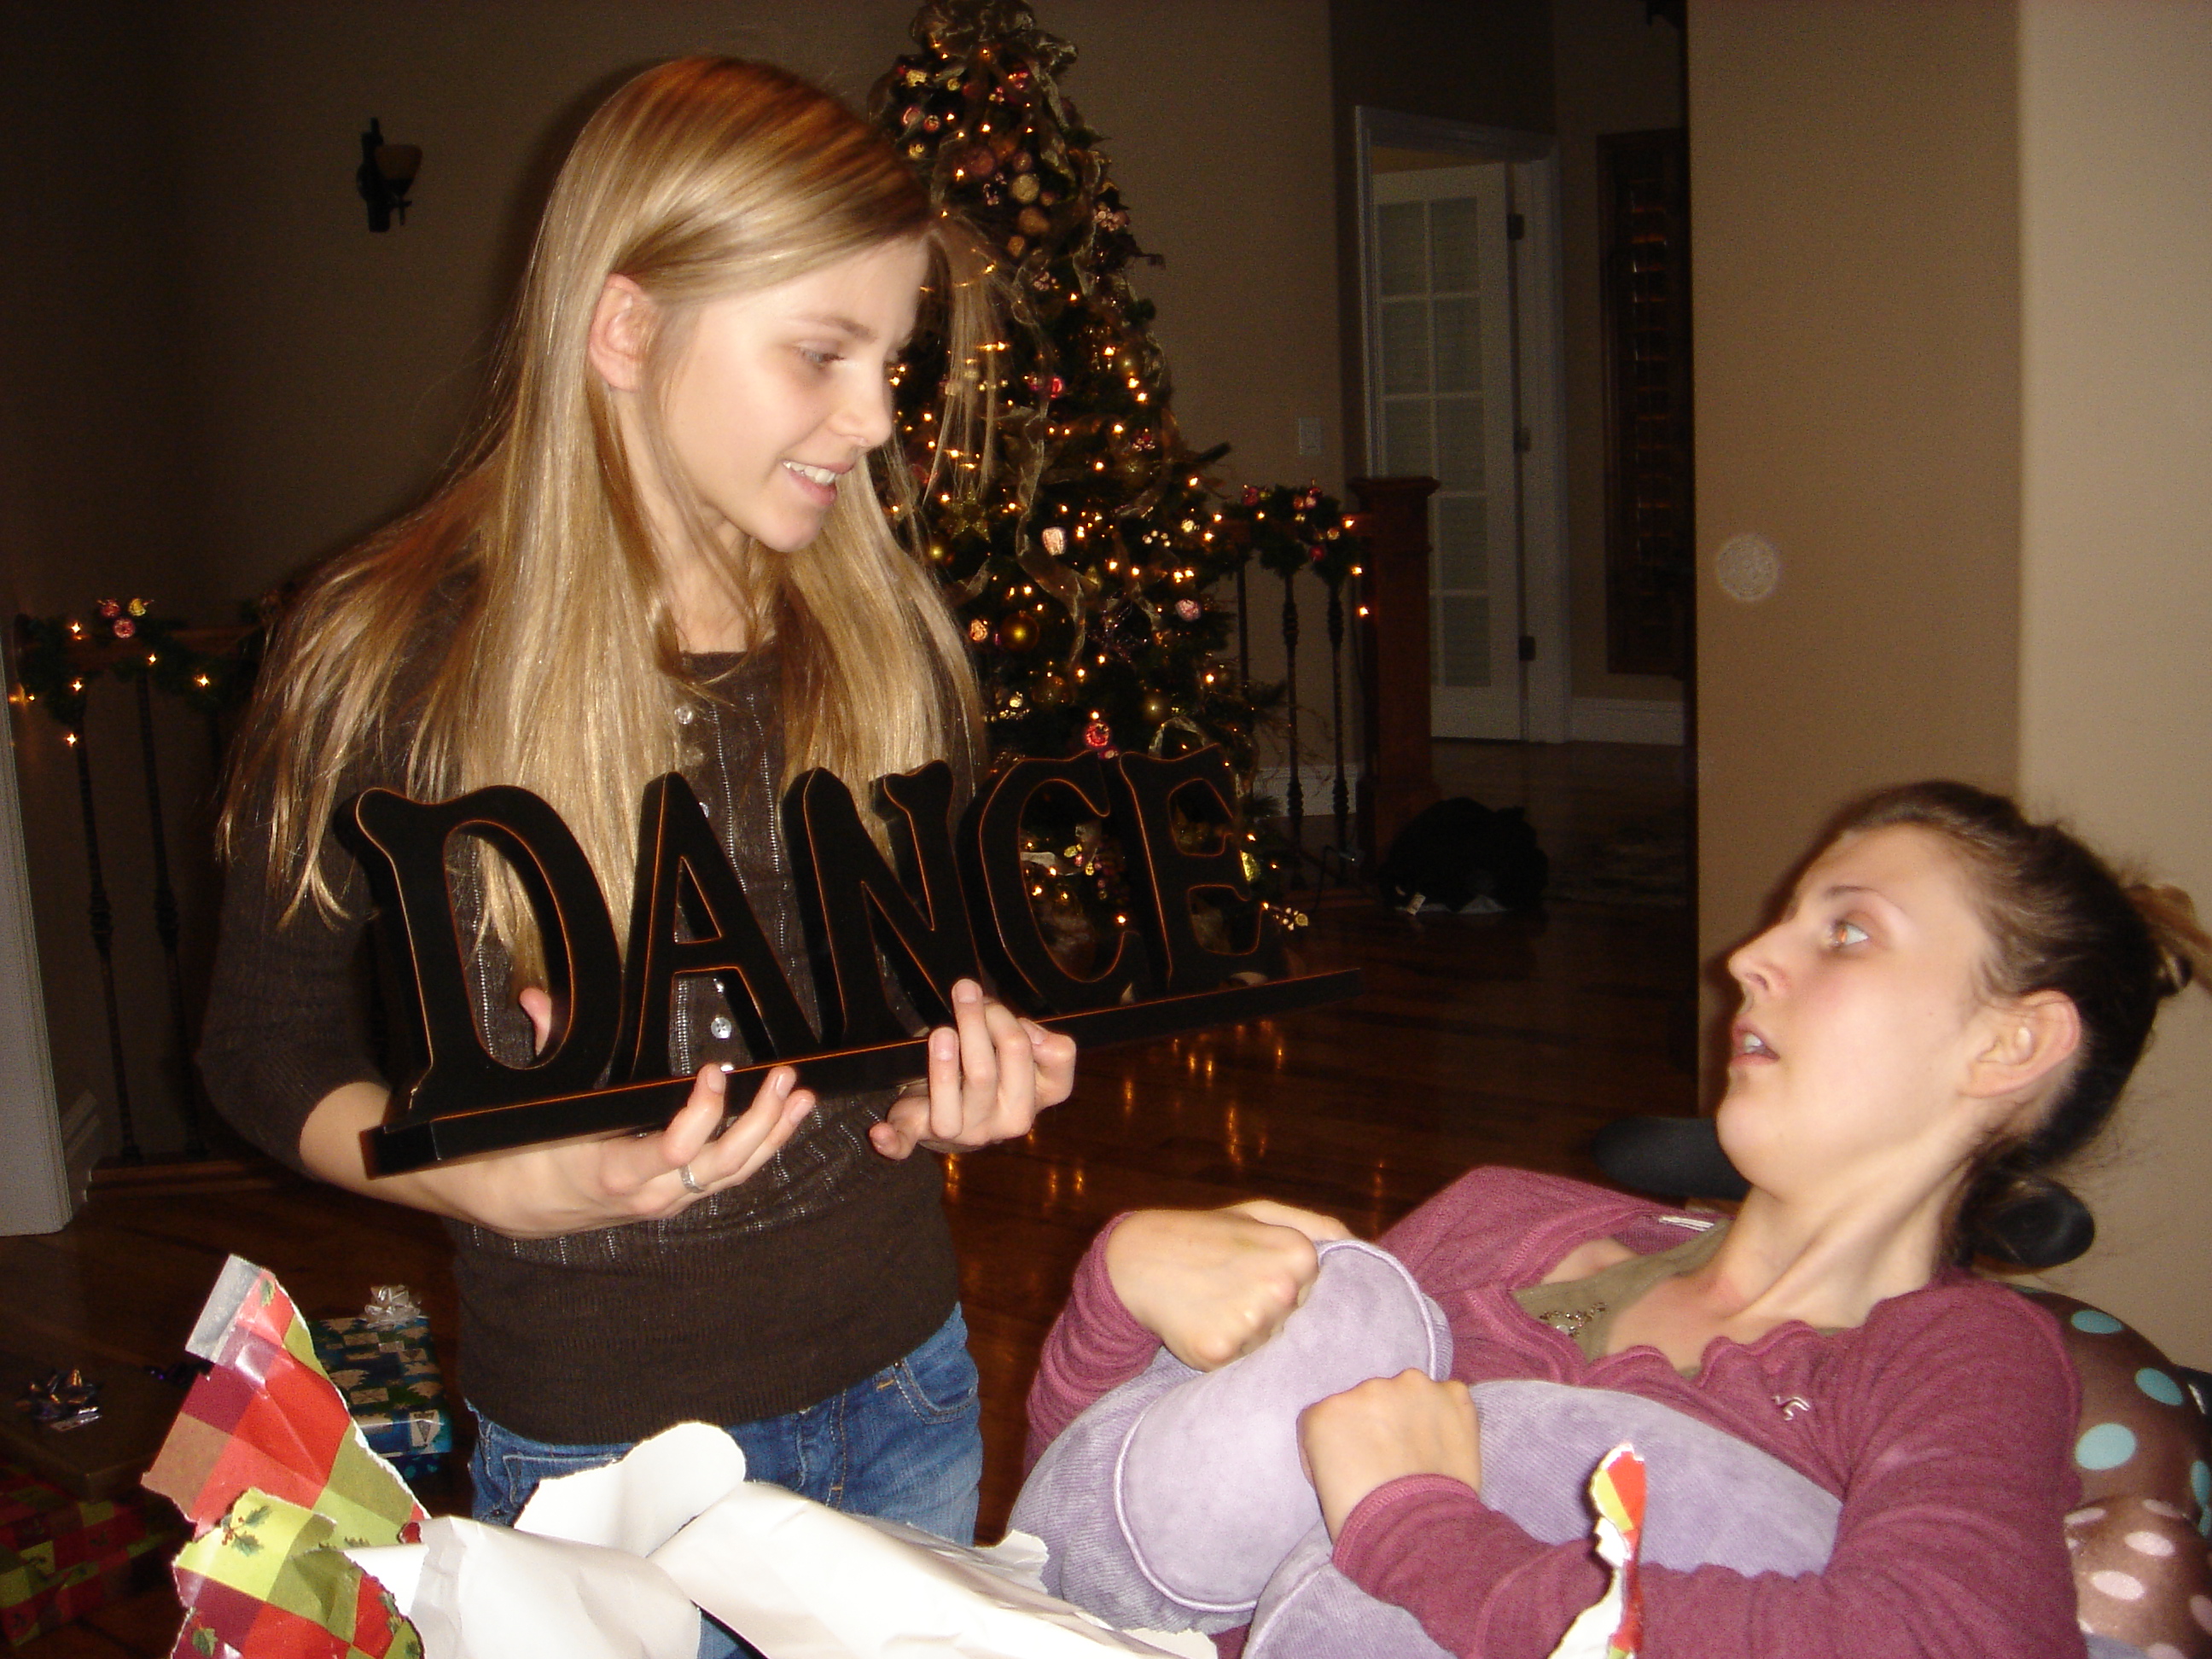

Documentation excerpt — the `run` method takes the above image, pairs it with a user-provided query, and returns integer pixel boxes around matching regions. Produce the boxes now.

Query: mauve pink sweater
[1023,1167,2086,1659]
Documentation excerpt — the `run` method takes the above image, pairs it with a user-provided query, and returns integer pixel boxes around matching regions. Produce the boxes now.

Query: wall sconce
[357,118,422,232]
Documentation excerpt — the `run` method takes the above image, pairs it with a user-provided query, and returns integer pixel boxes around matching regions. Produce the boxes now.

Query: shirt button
[709,1015,735,1040]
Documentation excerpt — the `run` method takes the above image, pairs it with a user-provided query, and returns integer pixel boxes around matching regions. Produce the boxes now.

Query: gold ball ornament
[1010,172,1041,203]
[998,611,1039,653]
[1140,690,1172,725]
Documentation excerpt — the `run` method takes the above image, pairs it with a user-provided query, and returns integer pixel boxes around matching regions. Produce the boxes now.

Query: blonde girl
[203,57,1074,1577]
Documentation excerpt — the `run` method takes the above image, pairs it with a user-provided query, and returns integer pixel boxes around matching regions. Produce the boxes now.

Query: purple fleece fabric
[1009,1240,1452,1633]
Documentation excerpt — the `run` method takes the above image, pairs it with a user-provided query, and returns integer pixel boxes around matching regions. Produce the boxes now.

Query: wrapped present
[307,1291,451,1487]
[0,1460,185,1646]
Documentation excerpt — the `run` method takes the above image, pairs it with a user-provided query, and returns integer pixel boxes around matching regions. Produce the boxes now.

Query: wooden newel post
[1348,476,1441,867]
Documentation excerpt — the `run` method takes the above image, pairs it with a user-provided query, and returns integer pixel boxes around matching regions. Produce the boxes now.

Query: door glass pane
[1434,397,1486,491]
[1430,197,1480,292]
[1377,202,1425,298]
[1437,595,1491,689]
[1432,295,1480,393]
[1382,399,1432,476]
[1380,301,1430,395]
[1435,496,1487,592]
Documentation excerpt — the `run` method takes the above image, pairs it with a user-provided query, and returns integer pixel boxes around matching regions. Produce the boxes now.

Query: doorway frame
[1353,106,1570,743]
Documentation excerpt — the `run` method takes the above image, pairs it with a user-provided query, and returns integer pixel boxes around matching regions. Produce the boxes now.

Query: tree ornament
[968,617,991,643]
[1082,719,1114,751]
[998,611,1039,653]
[1041,526,1067,556]
[1140,690,1172,725]
[1177,597,1202,620]
[1010,172,1040,203]
[1016,207,1051,237]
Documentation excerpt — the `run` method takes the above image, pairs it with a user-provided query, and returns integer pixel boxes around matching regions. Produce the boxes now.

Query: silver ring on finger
[677,1162,705,1196]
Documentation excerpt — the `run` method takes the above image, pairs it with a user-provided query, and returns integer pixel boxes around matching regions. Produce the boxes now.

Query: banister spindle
[1326,580,1348,856]
[132,675,207,1155]
[1279,568,1301,856]
[67,724,141,1164]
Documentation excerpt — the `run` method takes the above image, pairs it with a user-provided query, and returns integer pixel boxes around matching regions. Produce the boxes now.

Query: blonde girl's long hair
[221,59,992,971]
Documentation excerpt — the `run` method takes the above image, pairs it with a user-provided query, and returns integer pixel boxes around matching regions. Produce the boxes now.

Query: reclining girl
[1023,781,2209,1657]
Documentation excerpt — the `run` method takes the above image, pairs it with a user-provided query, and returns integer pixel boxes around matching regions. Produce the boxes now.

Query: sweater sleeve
[197,801,387,1177]
[1022,1214,1161,1470]
[1333,1280,2087,1659]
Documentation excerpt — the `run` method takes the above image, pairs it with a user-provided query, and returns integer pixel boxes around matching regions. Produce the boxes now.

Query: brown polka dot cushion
[2018,1289,2212,1659]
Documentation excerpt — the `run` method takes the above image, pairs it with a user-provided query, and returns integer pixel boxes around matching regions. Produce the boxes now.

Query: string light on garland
[14,597,265,736]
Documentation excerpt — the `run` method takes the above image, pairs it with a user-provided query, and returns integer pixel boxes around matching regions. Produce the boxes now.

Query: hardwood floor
[3,741,1694,1656]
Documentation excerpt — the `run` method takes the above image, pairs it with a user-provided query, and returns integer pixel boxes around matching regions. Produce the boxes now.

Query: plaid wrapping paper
[0,1463,184,1646]
[169,1490,420,1659]
[144,1258,428,1659]
[306,1316,451,1481]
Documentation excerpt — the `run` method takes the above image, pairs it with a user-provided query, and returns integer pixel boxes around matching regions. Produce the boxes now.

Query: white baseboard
[1568,697,1684,745]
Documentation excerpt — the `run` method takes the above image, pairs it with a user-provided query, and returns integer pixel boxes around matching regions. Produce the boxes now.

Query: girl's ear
[1966,990,2081,1107]
[588,275,654,393]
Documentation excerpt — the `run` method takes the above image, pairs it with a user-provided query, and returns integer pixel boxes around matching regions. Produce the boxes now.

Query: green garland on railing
[1217,486,1364,591]
[15,599,265,735]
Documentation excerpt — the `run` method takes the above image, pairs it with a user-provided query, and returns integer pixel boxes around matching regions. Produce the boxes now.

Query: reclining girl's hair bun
[1964,1171,2097,1270]
[2125,882,2209,998]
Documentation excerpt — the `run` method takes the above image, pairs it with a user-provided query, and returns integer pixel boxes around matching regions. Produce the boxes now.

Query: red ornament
[1176,598,1202,620]
[113,618,137,639]
[1240,486,1260,507]
[1082,719,1113,751]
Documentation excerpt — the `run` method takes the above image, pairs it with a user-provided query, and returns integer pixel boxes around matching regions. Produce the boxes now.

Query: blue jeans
[469,1307,982,1658]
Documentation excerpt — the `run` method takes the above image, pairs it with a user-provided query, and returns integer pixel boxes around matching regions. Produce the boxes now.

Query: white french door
[1368,165,1522,741]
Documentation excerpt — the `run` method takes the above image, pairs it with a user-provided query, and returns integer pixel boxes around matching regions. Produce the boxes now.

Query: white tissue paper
[346,1423,1211,1659]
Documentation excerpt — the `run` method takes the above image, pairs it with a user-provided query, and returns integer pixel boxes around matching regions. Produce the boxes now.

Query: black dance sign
[340,746,1359,1171]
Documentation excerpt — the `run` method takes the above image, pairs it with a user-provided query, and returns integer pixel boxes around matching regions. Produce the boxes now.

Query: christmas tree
[870,1,1360,934]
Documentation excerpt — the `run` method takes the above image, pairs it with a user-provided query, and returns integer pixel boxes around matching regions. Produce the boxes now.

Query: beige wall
[1693,0,2212,1365]
[1051,1,1337,502]
[2016,0,2212,1365]
[1691,0,2023,998]
[1551,0,1685,705]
